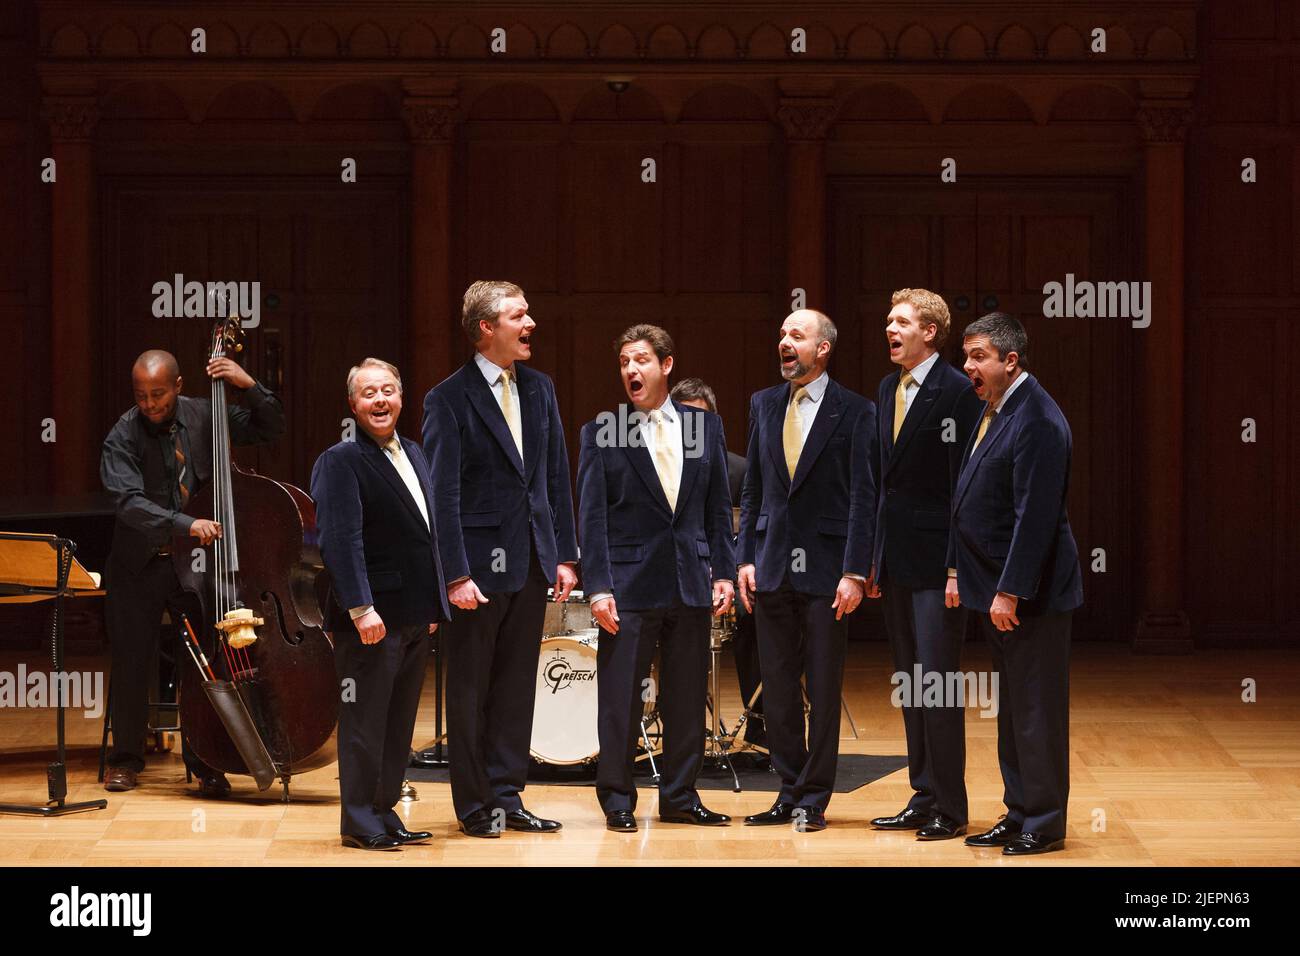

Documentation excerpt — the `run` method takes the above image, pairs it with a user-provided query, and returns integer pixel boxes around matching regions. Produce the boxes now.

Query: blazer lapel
[790,380,842,495]
[623,436,674,517]
[764,387,792,489]
[361,435,429,535]
[672,401,702,519]
[465,362,525,476]
[521,371,541,481]
[953,375,1034,510]
[886,374,940,477]
[881,370,898,462]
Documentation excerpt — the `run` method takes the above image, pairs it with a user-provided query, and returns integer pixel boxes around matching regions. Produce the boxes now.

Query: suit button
[887,489,896,496]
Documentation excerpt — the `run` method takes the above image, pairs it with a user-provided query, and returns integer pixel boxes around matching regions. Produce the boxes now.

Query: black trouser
[334,622,430,837]
[595,602,710,814]
[753,580,846,811]
[981,610,1072,839]
[730,606,767,747]
[882,581,969,824]
[445,553,549,821]
[104,553,215,778]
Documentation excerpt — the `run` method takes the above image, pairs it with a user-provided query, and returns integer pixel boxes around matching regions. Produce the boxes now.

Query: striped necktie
[169,422,189,508]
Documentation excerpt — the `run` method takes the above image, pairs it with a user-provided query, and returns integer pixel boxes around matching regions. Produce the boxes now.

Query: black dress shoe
[387,826,432,845]
[659,804,731,826]
[458,808,502,838]
[504,808,562,833]
[796,807,827,831]
[1003,832,1065,856]
[916,814,967,841]
[964,819,1023,847]
[342,833,402,851]
[605,809,637,832]
[744,802,795,826]
[197,774,231,799]
[870,807,932,830]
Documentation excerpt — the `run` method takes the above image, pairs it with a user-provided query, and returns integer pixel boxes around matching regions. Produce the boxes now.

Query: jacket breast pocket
[370,570,403,592]
[609,545,643,563]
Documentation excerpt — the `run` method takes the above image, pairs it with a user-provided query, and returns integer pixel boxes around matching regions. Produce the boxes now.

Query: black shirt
[100,381,285,575]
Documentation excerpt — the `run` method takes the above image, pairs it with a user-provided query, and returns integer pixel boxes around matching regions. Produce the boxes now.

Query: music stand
[0,532,108,816]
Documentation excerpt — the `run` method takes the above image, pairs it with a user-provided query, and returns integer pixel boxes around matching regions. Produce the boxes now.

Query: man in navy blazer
[422,280,579,837]
[868,289,982,841]
[737,309,877,831]
[311,357,450,851]
[947,313,1083,856]
[578,326,736,832]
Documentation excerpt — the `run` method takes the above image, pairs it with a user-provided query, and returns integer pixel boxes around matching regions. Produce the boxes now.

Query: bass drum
[531,631,601,766]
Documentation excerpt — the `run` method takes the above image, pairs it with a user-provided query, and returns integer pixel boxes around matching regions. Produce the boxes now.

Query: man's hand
[712,580,734,617]
[448,578,489,610]
[989,591,1020,632]
[737,564,757,613]
[189,519,223,545]
[831,576,865,621]
[206,357,254,390]
[944,576,960,609]
[592,596,619,635]
[356,609,386,645]
[428,622,438,635]
[866,567,881,600]
[554,564,578,602]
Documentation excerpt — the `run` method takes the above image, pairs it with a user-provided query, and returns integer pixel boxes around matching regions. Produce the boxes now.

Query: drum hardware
[399,779,418,802]
[703,620,741,791]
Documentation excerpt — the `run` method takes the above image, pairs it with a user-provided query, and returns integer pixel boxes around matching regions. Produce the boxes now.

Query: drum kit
[531,589,767,790]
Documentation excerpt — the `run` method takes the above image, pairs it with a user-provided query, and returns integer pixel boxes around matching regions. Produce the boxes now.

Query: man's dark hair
[670,377,717,413]
[615,324,673,362]
[963,312,1028,369]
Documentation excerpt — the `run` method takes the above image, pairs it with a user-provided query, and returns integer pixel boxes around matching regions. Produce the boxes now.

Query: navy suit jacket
[738,377,877,597]
[947,373,1084,615]
[873,359,982,590]
[577,402,736,612]
[422,360,579,592]
[310,431,450,635]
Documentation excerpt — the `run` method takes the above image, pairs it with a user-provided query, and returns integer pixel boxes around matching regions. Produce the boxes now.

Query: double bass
[173,316,337,799]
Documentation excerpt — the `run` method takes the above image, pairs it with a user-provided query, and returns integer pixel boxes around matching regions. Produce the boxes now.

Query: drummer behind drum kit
[531,590,767,790]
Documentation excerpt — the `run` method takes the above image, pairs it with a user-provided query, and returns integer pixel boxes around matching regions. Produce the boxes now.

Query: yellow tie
[498,369,523,459]
[783,385,809,480]
[971,406,996,451]
[651,409,680,511]
[893,370,915,441]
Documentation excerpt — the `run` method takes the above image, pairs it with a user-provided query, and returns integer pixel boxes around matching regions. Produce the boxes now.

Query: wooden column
[776,79,837,312]
[1133,81,1195,654]
[42,88,100,494]
[401,78,459,410]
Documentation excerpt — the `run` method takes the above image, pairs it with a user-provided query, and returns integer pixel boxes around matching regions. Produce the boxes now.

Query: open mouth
[888,338,902,353]
[519,334,532,348]
[969,375,984,393]
[628,379,644,395]
[780,351,797,369]
[370,408,390,422]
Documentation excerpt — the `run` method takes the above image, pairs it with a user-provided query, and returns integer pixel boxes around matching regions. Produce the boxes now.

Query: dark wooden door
[830,177,1134,640]
[101,180,406,491]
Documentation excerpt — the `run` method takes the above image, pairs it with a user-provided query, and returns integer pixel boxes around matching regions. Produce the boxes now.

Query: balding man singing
[100,349,285,795]
[737,310,877,831]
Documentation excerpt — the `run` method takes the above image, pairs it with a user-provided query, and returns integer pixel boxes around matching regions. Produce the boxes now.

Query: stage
[1,641,1296,867]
